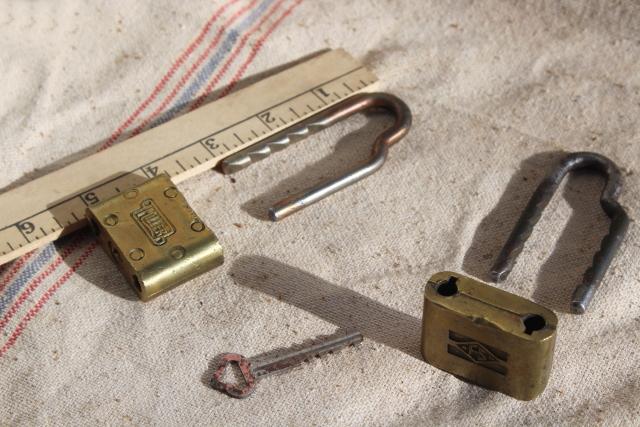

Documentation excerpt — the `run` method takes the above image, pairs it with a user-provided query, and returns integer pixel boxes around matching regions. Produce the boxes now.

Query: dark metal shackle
[491,152,630,314]
[221,92,412,221]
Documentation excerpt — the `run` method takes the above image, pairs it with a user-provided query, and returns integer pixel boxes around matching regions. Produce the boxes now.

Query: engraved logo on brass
[132,199,175,245]
[447,331,508,375]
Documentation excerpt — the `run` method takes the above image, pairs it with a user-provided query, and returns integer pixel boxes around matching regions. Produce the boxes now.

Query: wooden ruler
[0,49,378,265]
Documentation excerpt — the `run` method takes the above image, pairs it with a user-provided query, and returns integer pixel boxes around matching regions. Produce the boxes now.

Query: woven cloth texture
[1,0,639,425]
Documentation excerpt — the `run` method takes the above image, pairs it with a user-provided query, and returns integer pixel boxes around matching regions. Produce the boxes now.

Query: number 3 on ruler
[204,137,218,151]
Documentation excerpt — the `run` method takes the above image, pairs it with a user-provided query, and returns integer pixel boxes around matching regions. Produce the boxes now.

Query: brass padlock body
[86,175,223,301]
[422,272,557,400]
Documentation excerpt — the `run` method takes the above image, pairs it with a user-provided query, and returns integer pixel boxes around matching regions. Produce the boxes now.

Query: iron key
[211,331,363,398]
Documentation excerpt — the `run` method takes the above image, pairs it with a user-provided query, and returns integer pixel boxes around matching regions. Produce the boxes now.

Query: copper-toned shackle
[221,92,412,220]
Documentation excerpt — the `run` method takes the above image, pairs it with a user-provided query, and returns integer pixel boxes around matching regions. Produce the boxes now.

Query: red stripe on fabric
[0,238,81,331]
[0,0,302,357]
[217,0,302,99]
[0,251,35,294]
[0,243,97,358]
[99,0,242,151]
[0,2,250,344]
[189,0,287,111]
[128,0,260,138]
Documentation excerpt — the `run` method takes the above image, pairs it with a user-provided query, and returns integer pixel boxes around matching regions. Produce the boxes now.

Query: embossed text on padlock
[86,175,223,301]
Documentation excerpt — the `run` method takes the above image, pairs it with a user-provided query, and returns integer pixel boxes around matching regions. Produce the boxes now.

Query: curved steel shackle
[221,92,412,221]
[491,152,630,314]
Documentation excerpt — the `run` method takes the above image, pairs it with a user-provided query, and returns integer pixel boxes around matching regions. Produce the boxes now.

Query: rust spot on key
[210,330,363,399]
[211,353,257,398]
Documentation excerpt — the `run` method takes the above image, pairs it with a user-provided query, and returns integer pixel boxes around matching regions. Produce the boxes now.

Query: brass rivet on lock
[190,221,205,232]
[129,248,145,261]
[164,187,178,198]
[124,189,138,199]
[104,214,118,226]
[170,246,186,259]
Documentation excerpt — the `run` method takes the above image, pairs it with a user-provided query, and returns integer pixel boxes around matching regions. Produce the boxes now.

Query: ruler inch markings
[256,113,274,130]
[200,140,217,156]
[16,225,31,244]
[0,50,378,264]
[0,66,371,234]
[136,65,367,173]
[312,90,329,105]
[289,107,300,118]
[141,166,153,179]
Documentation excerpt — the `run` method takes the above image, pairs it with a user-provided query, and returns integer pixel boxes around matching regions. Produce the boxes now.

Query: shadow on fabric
[239,111,394,221]
[462,150,612,313]
[229,255,423,360]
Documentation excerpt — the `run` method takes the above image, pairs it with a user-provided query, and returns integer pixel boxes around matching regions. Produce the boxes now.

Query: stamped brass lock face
[86,175,223,301]
[422,272,557,400]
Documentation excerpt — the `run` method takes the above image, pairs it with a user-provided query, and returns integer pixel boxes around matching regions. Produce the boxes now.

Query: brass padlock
[421,272,557,401]
[86,174,223,301]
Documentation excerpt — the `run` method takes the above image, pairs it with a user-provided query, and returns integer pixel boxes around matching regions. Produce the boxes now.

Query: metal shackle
[491,152,630,314]
[221,92,412,221]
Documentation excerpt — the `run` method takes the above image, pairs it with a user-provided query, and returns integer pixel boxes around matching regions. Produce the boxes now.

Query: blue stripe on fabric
[0,244,57,313]
[0,2,276,310]
[150,0,275,128]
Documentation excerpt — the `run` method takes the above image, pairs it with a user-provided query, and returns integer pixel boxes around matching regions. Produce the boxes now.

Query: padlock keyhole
[523,314,546,335]
[437,276,459,296]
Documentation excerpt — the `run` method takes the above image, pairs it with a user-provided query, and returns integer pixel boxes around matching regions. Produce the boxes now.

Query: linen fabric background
[1,0,639,425]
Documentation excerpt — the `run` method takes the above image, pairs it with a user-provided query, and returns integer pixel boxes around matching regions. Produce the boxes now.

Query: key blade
[252,331,363,378]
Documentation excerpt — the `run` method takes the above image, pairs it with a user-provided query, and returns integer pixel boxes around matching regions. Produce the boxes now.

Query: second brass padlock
[421,272,557,401]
